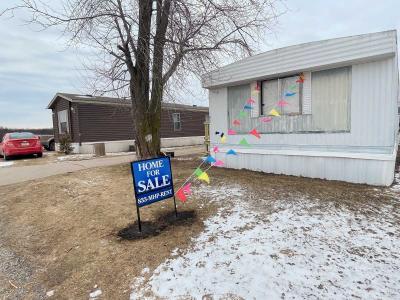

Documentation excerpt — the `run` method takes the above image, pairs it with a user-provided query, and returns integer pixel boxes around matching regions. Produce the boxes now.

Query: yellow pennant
[198,172,210,184]
[269,109,280,117]
[220,135,227,143]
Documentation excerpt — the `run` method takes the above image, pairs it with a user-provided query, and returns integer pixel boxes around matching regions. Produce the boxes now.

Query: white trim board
[216,147,396,161]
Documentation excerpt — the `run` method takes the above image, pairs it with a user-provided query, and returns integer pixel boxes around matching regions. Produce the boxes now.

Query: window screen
[262,75,302,115]
[172,113,181,131]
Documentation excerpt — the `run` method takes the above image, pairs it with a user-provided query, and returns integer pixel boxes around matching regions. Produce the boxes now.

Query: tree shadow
[116,210,197,240]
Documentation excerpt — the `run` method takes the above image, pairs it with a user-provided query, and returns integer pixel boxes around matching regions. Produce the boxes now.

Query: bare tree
[3,0,283,158]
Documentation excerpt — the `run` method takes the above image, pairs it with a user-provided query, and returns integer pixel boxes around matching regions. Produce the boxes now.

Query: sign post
[130,156,176,232]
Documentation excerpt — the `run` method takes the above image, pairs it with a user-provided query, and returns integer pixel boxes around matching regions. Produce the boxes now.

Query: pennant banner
[198,172,210,184]
[277,100,289,107]
[249,128,261,139]
[261,117,273,123]
[212,160,224,167]
[226,149,237,155]
[213,146,219,153]
[239,111,247,118]
[269,109,280,117]
[239,138,250,146]
[221,135,227,143]
[233,119,241,126]
[246,98,256,104]
[204,155,217,164]
[228,129,237,135]
[285,92,296,97]
[176,189,187,202]
[243,104,253,110]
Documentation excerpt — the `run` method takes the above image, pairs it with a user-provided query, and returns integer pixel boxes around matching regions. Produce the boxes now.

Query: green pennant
[288,84,297,90]
[239,111,247,118]
[239,137,250,146]
[194,168,203,177]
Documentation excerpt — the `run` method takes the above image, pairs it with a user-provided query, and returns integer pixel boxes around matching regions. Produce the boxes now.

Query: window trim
[260,74,303,116]
[172,112,182,131]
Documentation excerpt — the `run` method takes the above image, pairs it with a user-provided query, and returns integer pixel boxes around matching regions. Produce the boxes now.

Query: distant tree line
[0,127,53,140]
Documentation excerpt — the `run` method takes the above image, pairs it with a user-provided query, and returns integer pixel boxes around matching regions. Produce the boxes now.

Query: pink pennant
[249,128,261,139]
[213,146,219,153]
[228,129,237,135]
[176,189,187,203]
[277,100,289,107]
[246,98,256,104]
[233,119,241,126]
[261,117,273,123]
[182,183,192,195]
[212,160,224,167]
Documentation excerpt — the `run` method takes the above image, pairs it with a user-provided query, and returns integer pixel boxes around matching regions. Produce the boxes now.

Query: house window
[311,67,350,131]
[261,75,302,115]
[172,113,181,131]
[58,110,69,134]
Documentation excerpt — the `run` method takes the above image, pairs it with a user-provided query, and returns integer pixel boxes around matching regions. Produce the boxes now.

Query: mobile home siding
[206,31,399,186]
[51,98,208,145]
[203,31,397,88]
[77,103,135,143]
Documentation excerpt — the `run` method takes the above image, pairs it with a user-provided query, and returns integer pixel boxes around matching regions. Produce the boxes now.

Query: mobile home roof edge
[202,30,398,89]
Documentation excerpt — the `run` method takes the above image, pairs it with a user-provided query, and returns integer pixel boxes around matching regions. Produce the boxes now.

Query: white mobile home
[202,30,399,186]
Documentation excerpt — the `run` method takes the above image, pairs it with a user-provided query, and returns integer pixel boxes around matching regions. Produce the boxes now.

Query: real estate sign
[131,156,175,207]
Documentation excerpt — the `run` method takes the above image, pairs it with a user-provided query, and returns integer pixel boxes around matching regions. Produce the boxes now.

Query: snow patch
[89,289,102,299]
[131,185,400,299]
[0,161,14,167]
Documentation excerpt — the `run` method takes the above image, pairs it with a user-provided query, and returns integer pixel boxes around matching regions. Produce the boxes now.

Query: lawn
[0,156,399,299]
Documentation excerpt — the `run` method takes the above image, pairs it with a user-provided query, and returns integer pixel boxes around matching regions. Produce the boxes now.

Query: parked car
[0,132,43,160]
[40,135,55,151]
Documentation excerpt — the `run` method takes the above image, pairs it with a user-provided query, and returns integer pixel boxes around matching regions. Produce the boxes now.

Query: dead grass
[0,158,217,299]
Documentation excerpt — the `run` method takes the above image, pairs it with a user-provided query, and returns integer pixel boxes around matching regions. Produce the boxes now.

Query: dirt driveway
[0,156,399,299]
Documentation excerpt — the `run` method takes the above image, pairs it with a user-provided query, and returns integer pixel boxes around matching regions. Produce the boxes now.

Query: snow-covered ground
[131,184,400,299]
[0,161,14,167]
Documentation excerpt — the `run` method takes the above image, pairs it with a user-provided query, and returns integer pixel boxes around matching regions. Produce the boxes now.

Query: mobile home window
[261,75,302,115]
[172,113,181,131]
[57,110,69,134]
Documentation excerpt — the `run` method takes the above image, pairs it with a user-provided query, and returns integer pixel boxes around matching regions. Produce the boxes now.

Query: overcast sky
[1,0,399,128]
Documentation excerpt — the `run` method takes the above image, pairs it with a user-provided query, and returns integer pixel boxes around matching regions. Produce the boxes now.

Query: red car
[0,132,43,160]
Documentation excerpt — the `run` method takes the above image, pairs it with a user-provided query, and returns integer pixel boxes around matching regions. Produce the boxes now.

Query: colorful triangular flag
[269,109,280,117]
[239,111,247,118]
[194,168,203,176]
[226,149,237,155]
[221,135,227,143]
[288,84,297,91]
[239,138,250,146]
[182,183,192,194]
[246,98,256,104]
[261,117,273,122]
[233,119,241,126]
[243,104,253,110]
[198,172,210,184]
[228,129,237,135]
[249,128,261,139]
[176,189,187,202]
[204,155,217,164]
[213,160,224,167]
[213,146,219,153]
[285,92,296,97]
[277,100,289,107]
